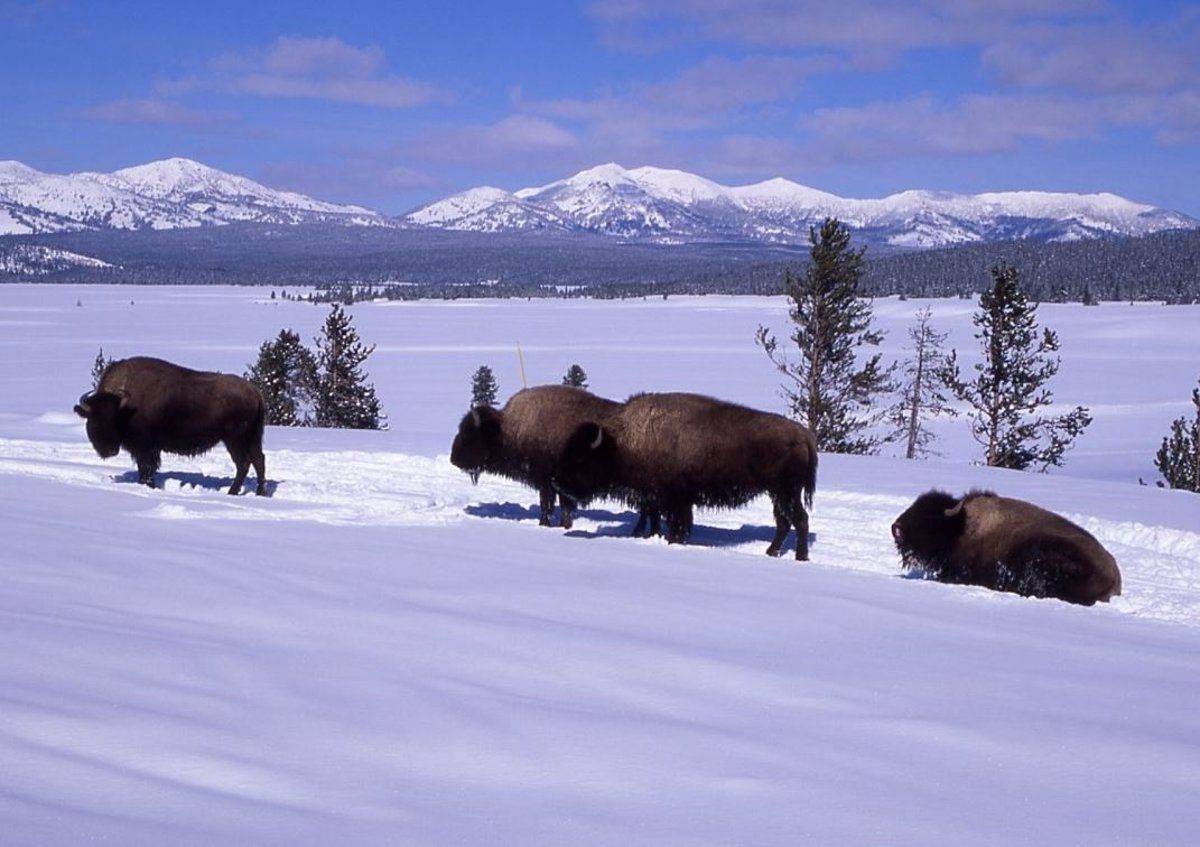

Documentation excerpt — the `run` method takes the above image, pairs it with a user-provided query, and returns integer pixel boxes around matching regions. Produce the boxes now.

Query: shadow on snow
[464,500,815,555]
[113,469,277,496]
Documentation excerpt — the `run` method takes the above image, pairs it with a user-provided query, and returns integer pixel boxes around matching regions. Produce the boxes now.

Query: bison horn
[944,500,964,518]
[76,391,93,415]
[470,408,481,428]
[590,426,604,450]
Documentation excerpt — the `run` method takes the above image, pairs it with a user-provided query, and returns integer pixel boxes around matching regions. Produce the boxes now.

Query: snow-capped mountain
[0,158,385,235]
[405,163,1198,247]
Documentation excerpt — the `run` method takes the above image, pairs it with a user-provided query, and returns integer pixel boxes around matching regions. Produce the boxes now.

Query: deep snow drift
[0,285,1197,845]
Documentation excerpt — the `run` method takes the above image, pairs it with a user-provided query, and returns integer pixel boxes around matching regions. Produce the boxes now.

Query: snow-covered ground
[1,284,1198,845]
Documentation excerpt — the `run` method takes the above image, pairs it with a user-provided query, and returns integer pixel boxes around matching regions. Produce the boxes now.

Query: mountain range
[407,163,1198,247]
[1,157,1195,250]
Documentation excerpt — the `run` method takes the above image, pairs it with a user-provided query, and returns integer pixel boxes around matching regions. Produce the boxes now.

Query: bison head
[891,489,968,572]
[554,422,617,502]
[74,390,131,459]
[450,406,502,483]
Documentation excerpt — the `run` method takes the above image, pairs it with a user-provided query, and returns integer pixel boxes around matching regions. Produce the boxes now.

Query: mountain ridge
[407,162,1198,248]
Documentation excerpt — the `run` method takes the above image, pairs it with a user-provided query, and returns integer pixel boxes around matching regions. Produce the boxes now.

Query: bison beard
[75,356,267,496]
[891,489,1122,605]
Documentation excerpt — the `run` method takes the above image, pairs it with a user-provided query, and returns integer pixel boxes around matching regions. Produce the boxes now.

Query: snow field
[1,284,1199,845]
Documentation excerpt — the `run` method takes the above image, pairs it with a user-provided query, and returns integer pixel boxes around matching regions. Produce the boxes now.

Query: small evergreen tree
[887,307,957,459]
[314,304,385,429]
[471,365,499,407]
[246,329,318,427]
[90,347,113,389]
[756,217,894,454]
[562,364,588,389]
[1154,378,1200,492]
[941,263,1091,471]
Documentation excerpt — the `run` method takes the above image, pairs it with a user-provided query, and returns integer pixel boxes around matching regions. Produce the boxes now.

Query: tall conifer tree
[471,365,499,407]
[246,329,318,426]
[756,217,893,454]
[314,305,385,430]
[942,263,1090,470]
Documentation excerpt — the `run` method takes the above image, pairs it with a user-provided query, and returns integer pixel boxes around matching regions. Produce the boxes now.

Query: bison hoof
[765,545,782,557]
[560,515,573,530]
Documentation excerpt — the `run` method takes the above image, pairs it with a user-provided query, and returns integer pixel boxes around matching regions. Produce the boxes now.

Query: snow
[1,284,1199,845]
[408,162,1198,245]
[0,158,383,233]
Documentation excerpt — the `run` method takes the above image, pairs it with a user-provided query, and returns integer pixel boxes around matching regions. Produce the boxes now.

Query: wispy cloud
[80,98,232,129]
[161,36,449,109]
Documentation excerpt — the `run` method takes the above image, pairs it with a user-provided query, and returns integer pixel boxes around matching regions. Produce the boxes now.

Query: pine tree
[471,365,499,407]
[887,307,957,459]
[90,347,113,389]
[562,364,588,389]
[246,329,318,427]
[314,304,386,429]
[756,217,894,454]
[942,263,1091,471]
[1154,378,1200,492]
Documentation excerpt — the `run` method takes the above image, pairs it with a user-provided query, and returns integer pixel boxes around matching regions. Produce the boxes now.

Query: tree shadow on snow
[113,469,277,496]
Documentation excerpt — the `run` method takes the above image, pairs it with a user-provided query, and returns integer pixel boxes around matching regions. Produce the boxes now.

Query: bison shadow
[113,469,276,497]
[465,501,636,533]
[466,500,815,554]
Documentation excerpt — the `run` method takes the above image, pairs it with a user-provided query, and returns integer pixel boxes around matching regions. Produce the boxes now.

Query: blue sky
[2,0,1197,215]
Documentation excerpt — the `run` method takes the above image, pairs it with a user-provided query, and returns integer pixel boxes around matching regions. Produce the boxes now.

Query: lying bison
[451,384,654,530]
[891,489,1121,605]
[554,392,817,559]
[75,356,266,495]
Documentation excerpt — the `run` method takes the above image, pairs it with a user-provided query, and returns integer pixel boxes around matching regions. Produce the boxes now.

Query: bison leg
[664,502,693,544]
[135,450,160,488]
[766,498,790,557]
[767,490,810,561]
[538,487,556,526]
[632,502,663,538]
[558,494,577,529]
[251,444,267,496]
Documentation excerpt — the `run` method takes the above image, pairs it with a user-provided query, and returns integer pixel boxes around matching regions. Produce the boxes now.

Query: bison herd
[76,356,1123,608]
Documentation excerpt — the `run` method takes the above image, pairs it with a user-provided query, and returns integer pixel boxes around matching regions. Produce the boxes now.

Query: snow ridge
[0,157,386,235]
[405,163,1198,247]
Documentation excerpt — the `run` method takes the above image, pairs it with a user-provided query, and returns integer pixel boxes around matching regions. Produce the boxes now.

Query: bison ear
[944,500,964,518]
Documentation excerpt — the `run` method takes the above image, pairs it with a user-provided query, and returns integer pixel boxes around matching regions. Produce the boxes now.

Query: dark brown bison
[451,384,653,530]
[74,356,266,495]
[554,392,818,559]
[891,489,1121,605]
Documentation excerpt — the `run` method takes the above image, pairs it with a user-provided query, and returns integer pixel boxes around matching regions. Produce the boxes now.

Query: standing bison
[891,489,1121,605]
[554,392,818,560]
[75,356,267,495]
[451,384,637,530]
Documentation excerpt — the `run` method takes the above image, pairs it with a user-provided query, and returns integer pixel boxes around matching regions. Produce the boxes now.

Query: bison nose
[891,523,903,543]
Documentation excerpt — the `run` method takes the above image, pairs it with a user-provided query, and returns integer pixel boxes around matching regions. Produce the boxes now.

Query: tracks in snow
[2,436,1198,628]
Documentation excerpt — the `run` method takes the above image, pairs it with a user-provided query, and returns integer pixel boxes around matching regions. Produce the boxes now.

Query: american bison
[891,489,1121,605]
[554,392,818,559]
[451,384,656,530]
[75,356,266,495]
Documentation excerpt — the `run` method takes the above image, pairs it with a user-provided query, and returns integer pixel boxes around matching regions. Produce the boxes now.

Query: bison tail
[251,395,267,443]
[802,445,817,513]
